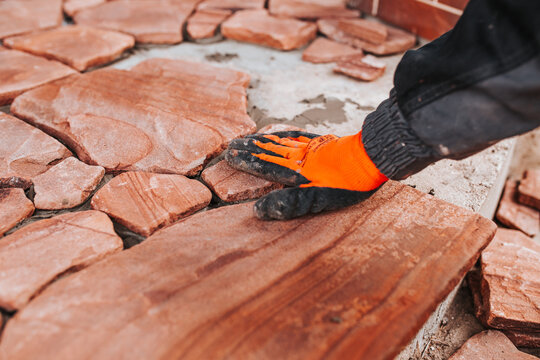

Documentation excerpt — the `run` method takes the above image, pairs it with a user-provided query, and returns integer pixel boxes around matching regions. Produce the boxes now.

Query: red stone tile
[197,0,265,11]
[4,26,135,72]
[337,18,388,44]
[334,54,386,81]
[518,169,540,211]
[0,0,62,39]
[0,113,72,186]
[347,0,374,14]
[0,48,77,106]
[0,181,496,360]
[302,37,363,64]
[0,188,34,237]
[63,0,106,17]
[448,330,537,360]
[269,0,360,19]
[0,210,122,311]
[257,123,306,133]
[11,59,255,176]
[222,10,318,51]
[504,330,540,349]
[187,9,232,40]
[439,0,469,11]
[496,180,539,237]
[91,171,212,236]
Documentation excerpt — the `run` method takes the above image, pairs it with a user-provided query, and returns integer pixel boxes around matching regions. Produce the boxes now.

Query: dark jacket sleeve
[362,0,540,180]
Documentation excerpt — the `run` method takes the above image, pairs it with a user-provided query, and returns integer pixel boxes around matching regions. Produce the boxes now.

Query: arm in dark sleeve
[362,0,540,180]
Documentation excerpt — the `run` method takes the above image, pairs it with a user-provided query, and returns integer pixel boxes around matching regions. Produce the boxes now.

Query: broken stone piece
[0,48,77,106]
[334,54,386,82]
[91,171,212,236]
[496,180,539,237]
[0,188,34,237]
[337,18,388,45]
[0,0,62,39]
[4,26,135,72]
[504,330,540,349]
[63,0,106,17]
[257,123,306,133]
[518,169,540,210]
[0,181,497,360]
[0,113,72,186]
[0,210,122,311]
[187,9,233,40]
[448,330,537,360]
[269,0,360,19]
[198,0,265,11]
[302,37,363,64]
[222,9,318,51]
[33,157,105,210]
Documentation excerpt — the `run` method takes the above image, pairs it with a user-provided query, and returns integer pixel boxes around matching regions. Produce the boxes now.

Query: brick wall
[348,0,468,40]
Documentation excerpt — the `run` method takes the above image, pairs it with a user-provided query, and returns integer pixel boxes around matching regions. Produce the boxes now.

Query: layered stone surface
[222,10,318,51]
[334,54,386,81]
[0,0,62,39]
[496,180,539,237]
[11,59,254,176]
[187,9,232,40]
[0,48,77,106]
[0,188,34,237]
[302,37,363,64]
[198,0,265,10]
[269,0,359,19]
[33,157,105,210]
[0,113,71,186]
[448,330,537,360]
[4,26,135,72]
[0,210,122,311]
[0,182,496,360]
[337,18,388,44]
[63,0,106,17]
[518,169,540,210]
[91,171,212,236]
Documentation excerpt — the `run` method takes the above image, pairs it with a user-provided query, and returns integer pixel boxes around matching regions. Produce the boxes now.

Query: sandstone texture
[63,0,106,17]
[518,169,540,210]
[0,113,71,186]
[0,210,122,311]
[198,0,265,10]
[257,123,306,133]
[504,330,540,349]
[0,48,77,106]
[0,188,34,237]
[448,330,537,360]
[222,10,318,51]
[496,180,539,236]
[0,181,496,360]
[337,18,388,44]
[33,157,105,210]
[334,54,386,81]
[269,0,359,19]
[0,0,62,39]
[302,37,363,64]
[91,171,212,236]
[4,26,135,72]
[11,59,254,176]
[187,9,232,39]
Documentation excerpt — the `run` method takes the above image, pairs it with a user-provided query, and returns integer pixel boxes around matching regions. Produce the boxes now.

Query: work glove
[225,131,388,220]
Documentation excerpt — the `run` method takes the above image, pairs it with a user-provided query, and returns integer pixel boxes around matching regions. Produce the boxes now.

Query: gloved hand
[225,131,388,220]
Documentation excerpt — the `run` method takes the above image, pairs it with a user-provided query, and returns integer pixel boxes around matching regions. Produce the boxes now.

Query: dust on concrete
[204,52,239,63]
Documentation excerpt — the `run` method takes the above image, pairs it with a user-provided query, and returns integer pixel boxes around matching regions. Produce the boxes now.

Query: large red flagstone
[197,0,265,10]
[0,188,34,237]
[63,0,106,17]
[334,54,386,82]
[448,330,537,360]
[496,180,539,237]
[0,0,62,39]
[269,0,359,19]
[302,37,363,64]
[0,181,495,360]
[187,9,232,40]
[518,169,540,210]
[337,18,388,44]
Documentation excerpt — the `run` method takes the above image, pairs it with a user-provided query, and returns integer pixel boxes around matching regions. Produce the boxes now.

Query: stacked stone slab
[448,331,537,360]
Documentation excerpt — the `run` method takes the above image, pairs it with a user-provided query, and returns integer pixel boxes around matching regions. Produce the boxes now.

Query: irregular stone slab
[0,188,34,237]
[222,9,318,51]
[187,9,232,40]
[11,59,255,176]
[337,18,388,45]
[0,113,71,186]
[0,48,77,106]
[198,0,265,10]
[4,26,135,72]
[91,171,212,236]
[0,0,62,39]
[302,37,363,64]
[334,54,386,81]
[257,123,306,133]
[33,157,105,210]
[518,169,540,210]
[496,180,539,237]
[504,330,540,348]
[63,0,106,17]
[318,18,416,55]
[0,181,496,360]
[0,210,122,311]
[448,330,537,360]
[269,0,359,19]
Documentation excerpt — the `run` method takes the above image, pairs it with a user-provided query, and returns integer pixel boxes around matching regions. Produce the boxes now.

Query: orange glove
[226,131,388,220]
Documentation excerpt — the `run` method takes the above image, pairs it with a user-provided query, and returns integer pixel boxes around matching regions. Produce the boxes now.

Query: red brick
[302,37,363,64]
[496,180,539,237]
[449,330,537,360]
[518,169,540,210]
[334,54,386,81]
[0,188,34,237]
[269,0,360,19]
[0,0,62,39]
[187,9,232,40]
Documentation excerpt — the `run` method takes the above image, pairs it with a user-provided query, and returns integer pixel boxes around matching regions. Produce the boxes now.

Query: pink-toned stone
[198,0,265,10]
[187,9,232,39]
[496,180,539,237]
[91,171,212,236]
[0,48,77,106]
[0,113,71,187]
[0,188,34,237]
[222,9,318,51]
[318,18,416,55]
[302,37,363,64]
[0,210,122,311]
[63,0,106,17]
[334,54,386,81]
[518,169,540,210]
[4,26,135,72]
[257,123,306,133]
[448,330,537,360]
[504,330,540,348]
[11,59,255,176]
[33,157,105,210]
[337,18,388,44]
[269,0,360,19]
[0,0,62,39]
